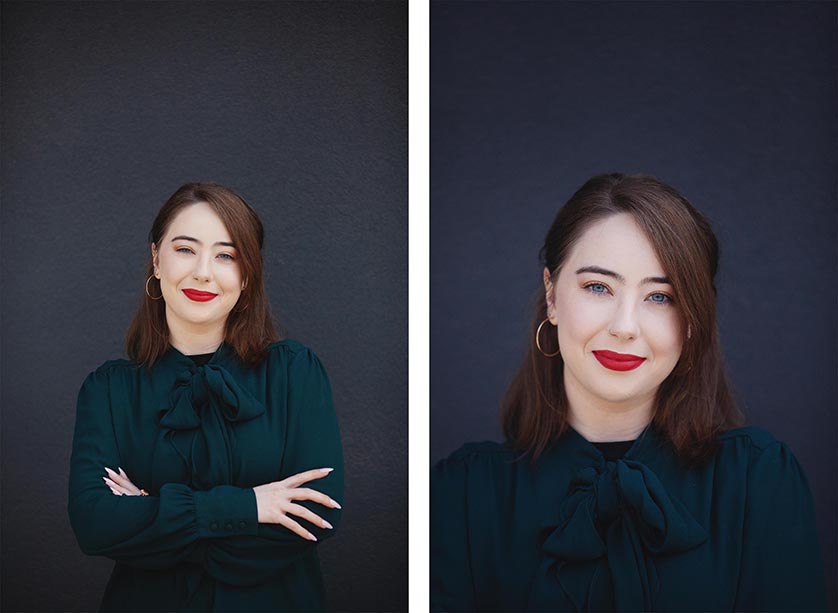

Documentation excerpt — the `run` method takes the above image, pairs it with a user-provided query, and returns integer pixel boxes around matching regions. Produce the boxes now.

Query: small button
[224,522,233,531]
[210,521,219,531]
[238,521,246,529]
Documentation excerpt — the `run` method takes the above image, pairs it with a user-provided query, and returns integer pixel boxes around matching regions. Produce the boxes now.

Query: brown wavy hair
[125,182,281,369]
[500,173,743,464]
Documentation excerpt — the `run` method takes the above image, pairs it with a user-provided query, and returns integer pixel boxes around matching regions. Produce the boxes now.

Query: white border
[408,0,430,610]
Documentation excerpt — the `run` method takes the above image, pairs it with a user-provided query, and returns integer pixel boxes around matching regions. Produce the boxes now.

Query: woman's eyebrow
[575,265,670,286]
[170,235,236,248]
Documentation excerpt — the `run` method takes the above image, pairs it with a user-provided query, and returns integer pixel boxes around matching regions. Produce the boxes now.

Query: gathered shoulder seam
[446,441,515,463]
[93,358,138,376]
[266,339,310,359]
[716,426,781,453]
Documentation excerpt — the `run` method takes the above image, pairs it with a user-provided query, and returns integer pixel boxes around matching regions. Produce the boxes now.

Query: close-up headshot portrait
[1,2,406,612]
[430,2,837,611]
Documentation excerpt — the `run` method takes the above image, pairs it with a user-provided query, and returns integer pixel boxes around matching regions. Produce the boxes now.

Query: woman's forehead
[566,214,667,280]
[165,202,232,243]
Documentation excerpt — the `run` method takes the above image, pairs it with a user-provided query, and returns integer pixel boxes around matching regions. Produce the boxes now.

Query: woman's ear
[543,267,557,323]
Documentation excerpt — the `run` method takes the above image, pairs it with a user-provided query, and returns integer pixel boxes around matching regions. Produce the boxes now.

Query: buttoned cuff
[193,485,259,538]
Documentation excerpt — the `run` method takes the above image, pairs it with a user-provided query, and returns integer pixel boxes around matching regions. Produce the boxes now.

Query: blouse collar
[158,341,234,370]
[543,421,663,471]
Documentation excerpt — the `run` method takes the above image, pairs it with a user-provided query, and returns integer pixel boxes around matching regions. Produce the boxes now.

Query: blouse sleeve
[734,441,828,611]
[68,367,260,570]
[199,346,344,586]
[431,453,476,612]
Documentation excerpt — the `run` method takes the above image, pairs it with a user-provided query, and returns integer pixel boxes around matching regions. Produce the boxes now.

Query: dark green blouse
[68,340,343,612]
[431,425,827,612]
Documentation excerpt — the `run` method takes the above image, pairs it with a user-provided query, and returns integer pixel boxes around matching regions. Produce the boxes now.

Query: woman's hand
[252,467,341,541]
[103,466,147,496]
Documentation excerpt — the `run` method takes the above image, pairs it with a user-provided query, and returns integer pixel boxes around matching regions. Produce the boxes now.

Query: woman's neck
[563,367,654,443]
[166,310,225,356]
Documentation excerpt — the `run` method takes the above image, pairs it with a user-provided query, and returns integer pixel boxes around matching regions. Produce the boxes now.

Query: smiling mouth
[592,350,646,372]
[182,289,218,302]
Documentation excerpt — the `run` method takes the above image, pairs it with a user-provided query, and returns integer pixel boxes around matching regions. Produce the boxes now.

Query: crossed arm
[103,465,340,542]
[69,348,344,586]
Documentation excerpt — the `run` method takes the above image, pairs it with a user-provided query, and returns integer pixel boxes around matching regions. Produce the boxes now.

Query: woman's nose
[192,256,213,281]
[607,299,640,340]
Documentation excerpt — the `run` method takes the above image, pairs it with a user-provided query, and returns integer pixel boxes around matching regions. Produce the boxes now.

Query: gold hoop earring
[145,275,163,300]
[535,318,560,358]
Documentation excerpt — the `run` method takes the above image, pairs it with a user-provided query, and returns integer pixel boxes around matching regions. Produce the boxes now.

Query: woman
[431,173,827,611]
[68,182,343,612]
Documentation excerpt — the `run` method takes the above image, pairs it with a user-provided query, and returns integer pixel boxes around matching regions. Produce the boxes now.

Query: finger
[103,477,126,495]
[105,467,141,495]
[285,503,333,530]
[290,487,342,509]
[120,480,142,496]
[279,468,334,489]
[276,513,317,541]
[104,467,129,487]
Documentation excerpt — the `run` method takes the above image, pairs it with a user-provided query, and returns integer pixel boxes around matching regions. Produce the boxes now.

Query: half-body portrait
[430,2,836,610]
[68,183,344,610]
[2,2,406,611]
[431,173,828,610]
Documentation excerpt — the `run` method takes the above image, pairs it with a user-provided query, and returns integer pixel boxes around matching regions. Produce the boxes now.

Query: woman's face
[151,202,244,332]
[544,213,685,409]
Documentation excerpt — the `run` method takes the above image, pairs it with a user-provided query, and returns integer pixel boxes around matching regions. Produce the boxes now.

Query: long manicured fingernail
[307,532,317,541]
[118,467,127,478]
[330,499,342,509]
[104,467,116,477]
[320,468,334,473]
[322,520,333,529]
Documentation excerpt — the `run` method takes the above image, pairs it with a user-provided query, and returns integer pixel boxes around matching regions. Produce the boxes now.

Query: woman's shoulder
[263,339,328,372]
[716,424,781,451]
[82,357,139,382]
[432,441,519,479]
[264,339,322,363]
[713,425,811,483]
[266,338,308,354]
[444,440,516,462]
[75,358,141,402]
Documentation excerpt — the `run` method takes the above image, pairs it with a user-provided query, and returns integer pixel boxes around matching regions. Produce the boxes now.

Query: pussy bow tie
[158,363,266,490]
[529,458,708,612]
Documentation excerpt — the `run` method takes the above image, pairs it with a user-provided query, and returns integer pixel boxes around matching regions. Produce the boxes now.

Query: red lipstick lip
[592,350,646,372]
[182,289,218,302]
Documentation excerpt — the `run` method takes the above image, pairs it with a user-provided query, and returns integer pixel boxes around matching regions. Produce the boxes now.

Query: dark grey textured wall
[1,2,406,611]
[431,1,837,608]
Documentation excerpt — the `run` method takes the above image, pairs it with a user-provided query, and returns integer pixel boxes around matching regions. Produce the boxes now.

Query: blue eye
[584,283,610,295]
[217,253,235,261]
[176,247,193,254]
[648,292,672,305]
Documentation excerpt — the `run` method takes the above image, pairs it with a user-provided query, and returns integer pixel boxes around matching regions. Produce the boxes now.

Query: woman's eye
[176,247,193,254]
[584,283,610,295]
[217,253,235,261]
[648,292,672,305]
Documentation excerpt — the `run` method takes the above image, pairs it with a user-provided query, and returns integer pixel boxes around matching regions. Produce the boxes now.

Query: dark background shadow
[431,1,837,608]
[1,2,406,611]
